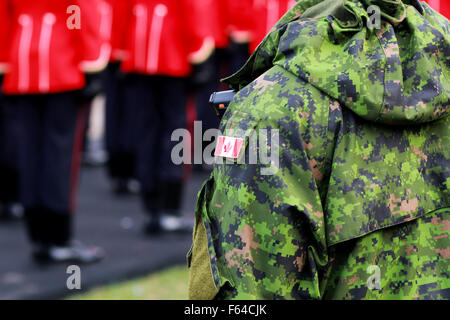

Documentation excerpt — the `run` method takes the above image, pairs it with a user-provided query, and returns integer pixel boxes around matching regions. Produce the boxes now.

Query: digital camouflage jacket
[188,0,449,300]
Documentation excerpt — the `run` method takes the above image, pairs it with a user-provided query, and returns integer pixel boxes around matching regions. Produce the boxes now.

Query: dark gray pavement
[0,166,210,300]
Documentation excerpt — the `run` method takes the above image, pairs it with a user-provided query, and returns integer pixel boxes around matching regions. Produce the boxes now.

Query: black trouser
[123,74,187,215]
[0,96,21,206]
[103,63,137,180]
[8,91,87,245]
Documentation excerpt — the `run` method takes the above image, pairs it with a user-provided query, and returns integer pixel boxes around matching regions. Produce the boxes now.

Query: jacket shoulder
[220,65,342,202]
[221,65,335,133]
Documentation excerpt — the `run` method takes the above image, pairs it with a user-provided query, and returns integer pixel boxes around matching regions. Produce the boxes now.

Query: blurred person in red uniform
[425,0,450,18]
[0,0,111,263]
[102,0,138,194]
[250,0,297,53]
[121,0,212,235]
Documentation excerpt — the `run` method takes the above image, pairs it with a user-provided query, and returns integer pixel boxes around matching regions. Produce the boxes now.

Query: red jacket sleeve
[0,0,12,74]
[183,0,218,64]
[77,0,112,73]
[225,0,254,42]
[105,0,131,61]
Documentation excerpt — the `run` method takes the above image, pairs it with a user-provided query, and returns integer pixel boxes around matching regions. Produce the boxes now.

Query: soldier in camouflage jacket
[188,0,449,300]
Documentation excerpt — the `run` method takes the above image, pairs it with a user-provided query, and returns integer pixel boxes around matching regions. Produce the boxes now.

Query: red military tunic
[0,0,112,95]
[121,0,208,77]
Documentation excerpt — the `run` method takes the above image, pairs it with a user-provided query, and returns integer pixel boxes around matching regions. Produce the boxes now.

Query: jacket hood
[224,0,450,125]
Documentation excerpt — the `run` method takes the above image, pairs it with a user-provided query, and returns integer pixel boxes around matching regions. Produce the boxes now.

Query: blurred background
[0,0,448,300]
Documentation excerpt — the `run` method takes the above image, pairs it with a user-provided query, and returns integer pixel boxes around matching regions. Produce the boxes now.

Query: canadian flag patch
[215,136,244,159]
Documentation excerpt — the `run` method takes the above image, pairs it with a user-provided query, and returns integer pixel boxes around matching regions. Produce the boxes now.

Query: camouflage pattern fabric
[188,0,449,299]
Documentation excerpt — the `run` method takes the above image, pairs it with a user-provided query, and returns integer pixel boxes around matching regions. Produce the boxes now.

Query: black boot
[0,166,22,221]
[109,152,139,195]
[142,181,193,235]
[31,240,105,265]
[157,180,193,233]
[26,209,105,264]
[108,152,128,194]
[0,203,23,221]
[141,189,162,235]
[24,207,44,244]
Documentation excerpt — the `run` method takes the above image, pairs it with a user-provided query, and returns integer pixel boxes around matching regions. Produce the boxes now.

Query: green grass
[67,265,189,300]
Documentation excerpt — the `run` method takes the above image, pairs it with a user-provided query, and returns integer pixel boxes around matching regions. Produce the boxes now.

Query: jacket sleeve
[182,0,215,65]
[188,66,337,299]
[105,0,131,61]
[225,0,254,43]
[0,0,12,74]
[77,0,112,73]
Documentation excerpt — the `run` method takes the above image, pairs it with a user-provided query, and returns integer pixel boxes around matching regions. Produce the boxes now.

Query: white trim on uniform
[147,3,168,73]
[38,13,56,93]
[18,14,33,92]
